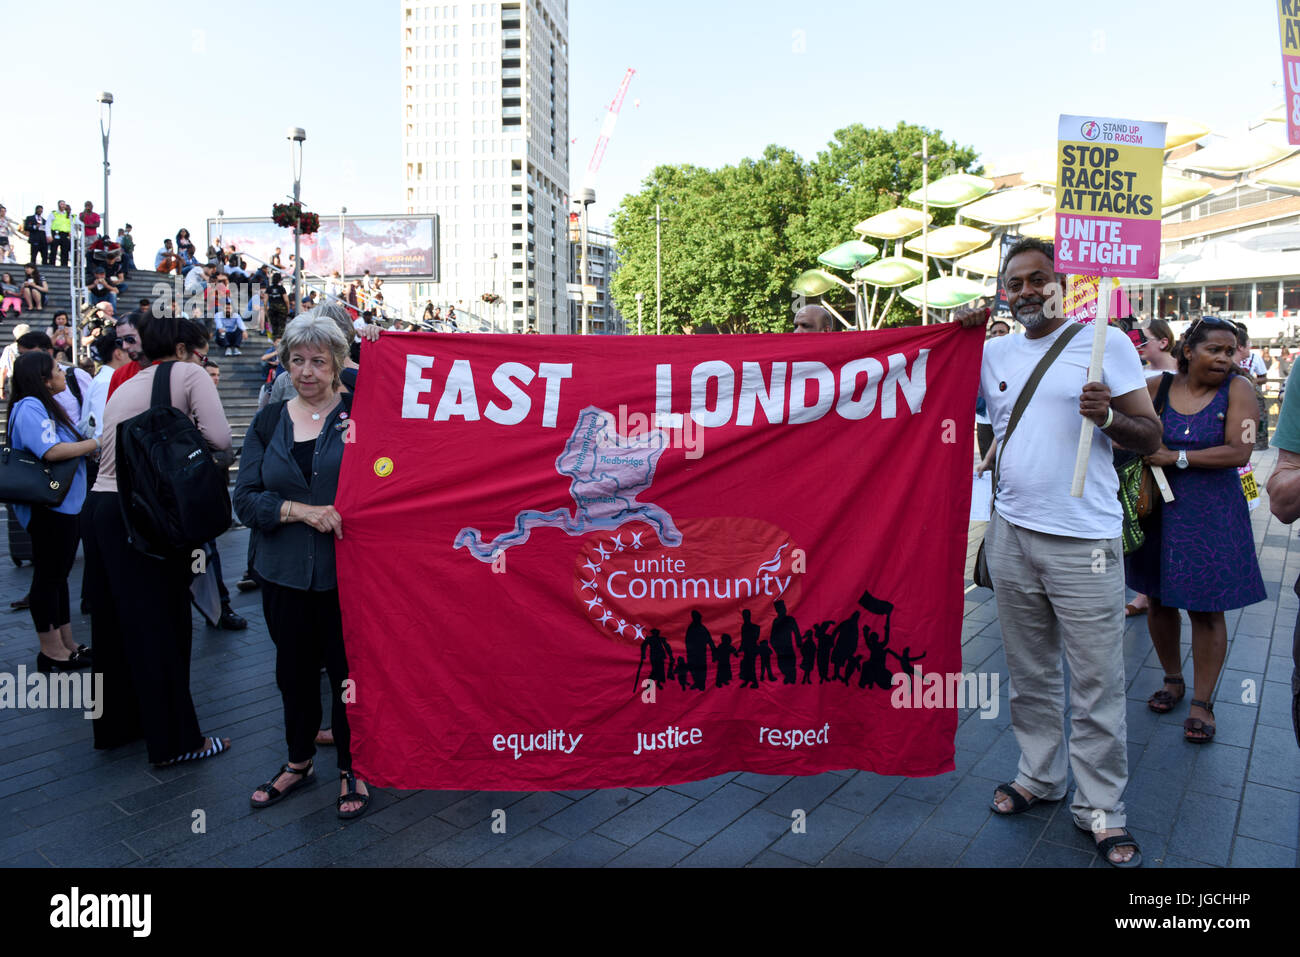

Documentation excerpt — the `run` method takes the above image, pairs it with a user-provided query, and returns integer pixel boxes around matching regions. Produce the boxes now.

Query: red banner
[335,325,983,790]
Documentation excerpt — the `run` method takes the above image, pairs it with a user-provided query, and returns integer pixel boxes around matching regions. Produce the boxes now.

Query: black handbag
[0,445,79,508]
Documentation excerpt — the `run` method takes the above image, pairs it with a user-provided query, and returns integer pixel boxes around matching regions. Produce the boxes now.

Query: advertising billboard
[207,214,439,282]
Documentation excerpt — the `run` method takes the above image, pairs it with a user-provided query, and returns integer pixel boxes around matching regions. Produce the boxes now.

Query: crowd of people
[797,237,1298,867]
[5,202,513,339]
[950,239,1291,869]
[2,200,395,816]
[2,219,1295,854]
[4,283,381,818]
[0,200,93,267]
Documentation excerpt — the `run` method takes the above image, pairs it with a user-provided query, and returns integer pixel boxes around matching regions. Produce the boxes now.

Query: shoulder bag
[1117,372,1173,554]
[0,445,79,509]
[973,323,1084,589]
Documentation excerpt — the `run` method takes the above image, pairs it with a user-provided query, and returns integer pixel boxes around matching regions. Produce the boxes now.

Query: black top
[292,439,316,484]
[233,396,352,593]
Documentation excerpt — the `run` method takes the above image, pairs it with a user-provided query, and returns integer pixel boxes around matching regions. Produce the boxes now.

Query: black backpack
[117,361,232,558]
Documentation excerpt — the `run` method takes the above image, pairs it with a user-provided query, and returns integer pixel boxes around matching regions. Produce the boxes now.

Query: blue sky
[2,0,1284,253]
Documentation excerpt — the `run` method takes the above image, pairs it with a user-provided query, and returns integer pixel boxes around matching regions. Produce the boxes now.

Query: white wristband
[1100,408,1114,430]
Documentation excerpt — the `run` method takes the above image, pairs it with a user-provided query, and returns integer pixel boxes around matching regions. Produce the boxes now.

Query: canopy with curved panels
[853,208,933,240]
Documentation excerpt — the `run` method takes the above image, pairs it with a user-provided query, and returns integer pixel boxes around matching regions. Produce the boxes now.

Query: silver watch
[1176,450,1189,470]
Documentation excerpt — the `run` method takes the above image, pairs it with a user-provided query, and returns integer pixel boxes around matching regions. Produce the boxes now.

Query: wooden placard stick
[1070,281,1109,498]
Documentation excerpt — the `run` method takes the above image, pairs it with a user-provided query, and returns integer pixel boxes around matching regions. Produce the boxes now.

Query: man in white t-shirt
[87,331,129,438]
[184,262,211,299]
[958,238,1161,868]
[0,322,31,401]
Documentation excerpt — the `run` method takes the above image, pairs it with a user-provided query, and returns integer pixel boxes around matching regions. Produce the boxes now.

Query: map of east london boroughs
[454,406,683,563]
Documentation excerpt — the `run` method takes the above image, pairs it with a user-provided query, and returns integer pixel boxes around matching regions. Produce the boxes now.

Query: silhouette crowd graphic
[633,588,924,695]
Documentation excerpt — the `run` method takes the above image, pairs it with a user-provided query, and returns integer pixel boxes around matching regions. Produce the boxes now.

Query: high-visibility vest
[51,210,72,232]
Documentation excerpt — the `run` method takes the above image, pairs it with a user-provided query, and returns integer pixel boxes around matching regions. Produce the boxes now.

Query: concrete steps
[0,265,274,485]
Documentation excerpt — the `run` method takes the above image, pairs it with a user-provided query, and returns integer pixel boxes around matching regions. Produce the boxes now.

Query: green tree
[610,122,981,333]
[790,122,980,265]
[611,148,808,334]
[792,122,981,327]
[609,163,710,336]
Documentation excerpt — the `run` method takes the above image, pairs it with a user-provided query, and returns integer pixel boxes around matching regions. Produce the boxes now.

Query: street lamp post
[96,92,113,239]
[918,136,931,325]
[287,127,306,316]
[339,206,347,284]
[216,209,224,250]
[579,189,596,335]
[652,203,666,335]
[490,252,500,333]
[635,292,644,336]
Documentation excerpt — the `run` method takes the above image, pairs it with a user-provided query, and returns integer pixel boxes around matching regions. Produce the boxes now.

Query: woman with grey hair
[267,302,360,402]
[234,311,379,819]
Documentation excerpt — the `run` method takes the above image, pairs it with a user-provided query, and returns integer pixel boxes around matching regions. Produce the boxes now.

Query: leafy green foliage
[610,123,981,334]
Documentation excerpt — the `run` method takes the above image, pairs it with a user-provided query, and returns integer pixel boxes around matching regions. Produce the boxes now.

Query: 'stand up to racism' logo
[1080,120,1101,141]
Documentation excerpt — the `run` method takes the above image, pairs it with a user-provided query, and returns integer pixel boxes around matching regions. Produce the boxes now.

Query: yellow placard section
[1281,0,1300,55]
[1062,276,1122,317]
[1055,142,1164,220]
[1242,469,1260,502]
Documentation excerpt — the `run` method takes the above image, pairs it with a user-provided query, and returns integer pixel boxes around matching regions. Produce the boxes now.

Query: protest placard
[1055,115,1166,497]
[1054,116,1166,281]
[1063,275,1132,324]
[1281,0,1300,145]
[993,232,1019,320]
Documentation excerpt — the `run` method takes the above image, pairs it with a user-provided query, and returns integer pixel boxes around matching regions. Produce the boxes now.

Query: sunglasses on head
[1191,315,1239,337]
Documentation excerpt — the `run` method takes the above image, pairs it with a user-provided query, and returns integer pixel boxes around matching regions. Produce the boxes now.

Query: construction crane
[581,67,636,194]
[575,67,635,335]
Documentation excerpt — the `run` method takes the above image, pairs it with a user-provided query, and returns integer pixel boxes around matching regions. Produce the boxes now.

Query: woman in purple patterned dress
[1125,317,1265,743]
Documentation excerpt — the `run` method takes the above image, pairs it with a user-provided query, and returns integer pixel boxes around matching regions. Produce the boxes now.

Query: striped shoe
[156,735,231,767]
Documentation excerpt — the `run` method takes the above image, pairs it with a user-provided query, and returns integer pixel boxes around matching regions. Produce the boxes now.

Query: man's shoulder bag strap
[992,322,1084,506]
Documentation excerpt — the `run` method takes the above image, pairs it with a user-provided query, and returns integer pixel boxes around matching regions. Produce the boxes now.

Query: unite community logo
[49,888,151,937]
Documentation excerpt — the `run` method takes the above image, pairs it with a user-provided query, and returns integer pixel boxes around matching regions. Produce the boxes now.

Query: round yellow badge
[374,457,395,478]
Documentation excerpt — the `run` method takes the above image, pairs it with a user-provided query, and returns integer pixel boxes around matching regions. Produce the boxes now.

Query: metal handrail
[219,242,515,333]
[71,225,85,360]
[217,248,369,323]
[0,218,91,358]
[399,302,499,333]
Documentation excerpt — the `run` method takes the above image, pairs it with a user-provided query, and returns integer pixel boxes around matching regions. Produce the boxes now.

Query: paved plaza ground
[0,450,1296,869]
